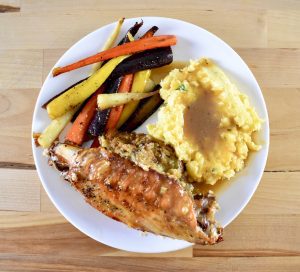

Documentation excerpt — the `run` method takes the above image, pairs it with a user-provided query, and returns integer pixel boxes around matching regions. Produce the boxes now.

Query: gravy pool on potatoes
[148,58,262,185]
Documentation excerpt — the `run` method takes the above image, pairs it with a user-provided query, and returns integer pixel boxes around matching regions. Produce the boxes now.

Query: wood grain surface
[0,0,299,271]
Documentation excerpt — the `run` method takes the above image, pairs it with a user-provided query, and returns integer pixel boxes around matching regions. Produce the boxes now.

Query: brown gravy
[184,90,221,155]
[193,179,228,195]
[152,61,228,196]
[151,61,188,84]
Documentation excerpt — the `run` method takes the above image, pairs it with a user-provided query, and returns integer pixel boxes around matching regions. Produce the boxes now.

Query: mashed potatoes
[147,58,261,185]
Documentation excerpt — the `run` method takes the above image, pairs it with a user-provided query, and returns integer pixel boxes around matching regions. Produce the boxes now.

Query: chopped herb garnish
[176,83,186,91]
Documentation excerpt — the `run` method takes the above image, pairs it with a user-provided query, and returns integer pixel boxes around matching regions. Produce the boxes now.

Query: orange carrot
[52,35,177,77]
[65,86,105,145]
[105,74,134,132]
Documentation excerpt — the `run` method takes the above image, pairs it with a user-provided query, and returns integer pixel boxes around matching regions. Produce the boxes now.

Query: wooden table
[0,0,299,271]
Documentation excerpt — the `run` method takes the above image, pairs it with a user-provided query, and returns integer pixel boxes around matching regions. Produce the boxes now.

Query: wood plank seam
[0,162,36,170]
[264,170,300,173]
[1,163,299,173]
[0,4,20,13]
[192,249,300,257]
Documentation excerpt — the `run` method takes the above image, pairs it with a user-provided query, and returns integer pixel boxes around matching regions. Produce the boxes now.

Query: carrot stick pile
[65,85,105,145]
[105,74,134,132]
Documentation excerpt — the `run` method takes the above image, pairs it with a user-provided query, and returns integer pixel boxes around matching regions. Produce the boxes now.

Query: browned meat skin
[48,143,222,244]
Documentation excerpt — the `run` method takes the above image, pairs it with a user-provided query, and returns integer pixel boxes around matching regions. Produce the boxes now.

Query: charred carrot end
[65,86,105,146]
[52,35,177,77]
[52,67,61,77]
[105,74,134,132]
[140,26,159,39]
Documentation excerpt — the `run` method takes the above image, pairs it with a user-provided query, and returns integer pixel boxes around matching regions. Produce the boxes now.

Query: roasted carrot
[42,78,87,109]
[140,26,158,39]
[105,26,157,131]
[37,105,80,148]
[65,86,105,145]
[118,20,143,45]
[52,35,177,76]
[48,55,128,119]
[105,74,134,132]
[90,17,125,74]
[90,137,100,148]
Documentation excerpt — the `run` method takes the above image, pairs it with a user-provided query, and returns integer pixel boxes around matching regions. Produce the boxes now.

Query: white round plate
[32,17,269,253]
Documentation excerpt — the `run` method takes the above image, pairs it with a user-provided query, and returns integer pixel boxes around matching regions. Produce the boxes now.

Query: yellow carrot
[90,17,125,74]
[47,55,129,119]
[126,32,135,42]
[37,105,80,148]
[97,90,159,110]
[116,69,151,128]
